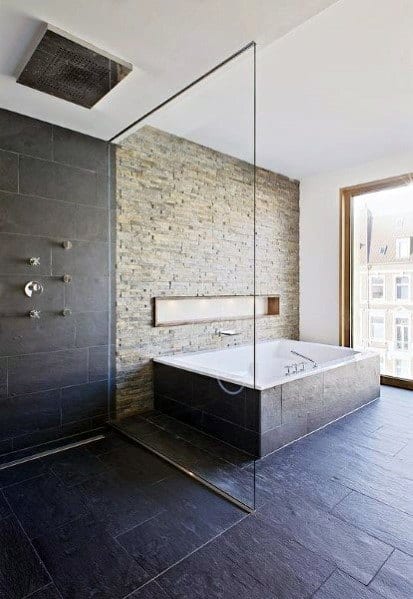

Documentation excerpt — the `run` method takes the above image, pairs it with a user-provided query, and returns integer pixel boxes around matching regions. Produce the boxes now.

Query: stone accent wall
[116,126,299,415]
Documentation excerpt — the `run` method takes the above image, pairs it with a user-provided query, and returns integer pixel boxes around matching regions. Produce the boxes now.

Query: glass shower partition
[112,44,257,510]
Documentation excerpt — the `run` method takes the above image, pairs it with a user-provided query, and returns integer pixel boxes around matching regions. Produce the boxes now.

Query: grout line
[1,497,63,599]
[367,547,396,589]
[328,488,354,513]
[113,510,166,540]
[121,511,250,599]
[309,568,338,598]
[0,187,108,210]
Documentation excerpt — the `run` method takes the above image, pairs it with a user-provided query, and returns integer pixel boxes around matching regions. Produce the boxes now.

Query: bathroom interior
[0,2,412,598]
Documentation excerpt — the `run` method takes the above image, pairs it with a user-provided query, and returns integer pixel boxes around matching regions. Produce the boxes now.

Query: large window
[370,275,384,300]
[342,174,413,386]
[369,311,385,341]
[395,315,409,350]
[395,276,409,301]
[395,358,410,378]
[396,237,411,259]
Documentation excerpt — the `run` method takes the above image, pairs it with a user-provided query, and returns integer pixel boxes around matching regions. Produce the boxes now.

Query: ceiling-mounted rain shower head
[16,23,132,109]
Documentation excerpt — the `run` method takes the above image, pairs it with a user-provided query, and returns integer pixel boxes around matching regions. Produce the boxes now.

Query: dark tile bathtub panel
[154,363,260,455]
[0,108,115,458]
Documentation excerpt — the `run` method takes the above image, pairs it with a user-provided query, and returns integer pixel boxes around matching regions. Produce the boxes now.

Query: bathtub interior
[154,339,360,390]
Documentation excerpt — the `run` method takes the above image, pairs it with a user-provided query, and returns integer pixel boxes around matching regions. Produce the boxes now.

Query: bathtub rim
[153,339,377,391]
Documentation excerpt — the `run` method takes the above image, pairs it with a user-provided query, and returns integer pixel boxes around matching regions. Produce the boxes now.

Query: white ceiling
[1,0,412,178]
[0,0,336,140]
[130,0,413,178]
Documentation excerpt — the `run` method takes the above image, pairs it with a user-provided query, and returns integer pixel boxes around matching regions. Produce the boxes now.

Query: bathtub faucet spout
[290,350,318,368]
[216,329,241,337]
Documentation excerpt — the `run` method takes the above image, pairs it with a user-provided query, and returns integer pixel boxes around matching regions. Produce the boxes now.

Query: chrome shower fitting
[62,274,72,283]
[216,329,241,337]
[29,309,41,319]
[28,257,40,266]
[290,350,318,368]
[24,281,44,297]
[62,240,72,250]
[62,308,72,317]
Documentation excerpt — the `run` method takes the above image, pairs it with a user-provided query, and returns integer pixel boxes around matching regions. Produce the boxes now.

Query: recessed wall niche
[154,295,280,326]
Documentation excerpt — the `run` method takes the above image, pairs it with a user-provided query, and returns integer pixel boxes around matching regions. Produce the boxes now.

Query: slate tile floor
[0,386,411,598]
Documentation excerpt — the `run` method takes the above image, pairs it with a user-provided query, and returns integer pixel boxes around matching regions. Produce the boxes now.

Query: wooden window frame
[339,172,413,389]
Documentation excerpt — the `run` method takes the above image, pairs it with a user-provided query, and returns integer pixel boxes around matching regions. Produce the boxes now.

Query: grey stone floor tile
[333,491,413,555]
[369,549,413,599]
[314,570,384,598]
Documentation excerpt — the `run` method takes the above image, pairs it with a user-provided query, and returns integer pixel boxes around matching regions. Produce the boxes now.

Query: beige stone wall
[116,126,299,416]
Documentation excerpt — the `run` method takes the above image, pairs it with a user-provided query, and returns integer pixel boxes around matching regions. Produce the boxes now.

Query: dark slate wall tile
[0,275,64,313]
[8,349,88,395]
[0,390,61,440]
[53,126,108,173]
[89,346,108,382]
[61,381,107,423]
[65,275,109,312]
[11,419,95,452]
[0,109,52,159]
[0,150,18,192]
[20,156,98,206]
[75,205,108,241]
[0,233,52,275]
[52,240,108,276]
[0,192,76,238]
[74,312,109,347]
[0,316,75,356]
[0,108,111,455]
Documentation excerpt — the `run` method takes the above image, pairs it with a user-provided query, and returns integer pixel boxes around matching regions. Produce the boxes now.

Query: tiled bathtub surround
[0,108,114,457]
[154,353,380,456]
[116,126,299,415]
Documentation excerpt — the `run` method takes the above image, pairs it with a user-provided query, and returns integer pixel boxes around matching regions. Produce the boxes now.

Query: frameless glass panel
[112,45,257,510]
[352,183,413,381]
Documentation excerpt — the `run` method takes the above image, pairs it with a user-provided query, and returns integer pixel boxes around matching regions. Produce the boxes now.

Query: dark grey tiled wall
[0,108,115,458]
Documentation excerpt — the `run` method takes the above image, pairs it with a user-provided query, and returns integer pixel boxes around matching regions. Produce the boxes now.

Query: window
[369,311,385,341]
[370,275,384,300]
[395,358,410,378]
[395,316,409,350]
[396,237,411,259]
[395,276,409,301]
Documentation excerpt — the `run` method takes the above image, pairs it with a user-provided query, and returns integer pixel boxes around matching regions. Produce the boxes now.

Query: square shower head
[16,24,132,108]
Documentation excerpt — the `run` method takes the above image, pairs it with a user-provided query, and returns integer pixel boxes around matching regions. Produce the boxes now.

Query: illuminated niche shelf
[154,295,280,327]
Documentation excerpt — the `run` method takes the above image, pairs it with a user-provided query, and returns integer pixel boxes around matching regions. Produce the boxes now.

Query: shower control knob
[62,240,72,250]
[29,309,41,319]
[28,257,40,267]
[62,274,72,284]
[62,308,72,317]
[24,281,44,297]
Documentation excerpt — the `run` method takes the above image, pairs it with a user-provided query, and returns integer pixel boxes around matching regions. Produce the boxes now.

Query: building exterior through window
[352,184,413,380]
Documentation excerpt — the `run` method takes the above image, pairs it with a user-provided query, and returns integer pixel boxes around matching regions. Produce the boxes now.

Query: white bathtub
[154,339,360,391]
[154,339,380,457]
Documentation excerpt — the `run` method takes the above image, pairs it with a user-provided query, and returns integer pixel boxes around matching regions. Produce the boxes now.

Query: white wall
[300,152,413,345]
